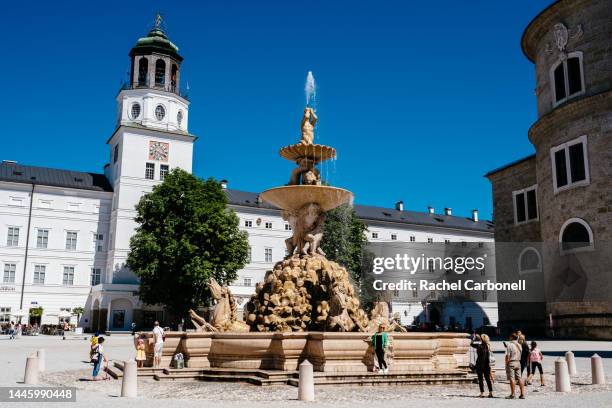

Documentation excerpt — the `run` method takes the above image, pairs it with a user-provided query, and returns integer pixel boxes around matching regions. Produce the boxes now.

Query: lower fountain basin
[260,185,353,212]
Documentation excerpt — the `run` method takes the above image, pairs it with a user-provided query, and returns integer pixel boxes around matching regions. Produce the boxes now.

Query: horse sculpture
[189,277,249,332]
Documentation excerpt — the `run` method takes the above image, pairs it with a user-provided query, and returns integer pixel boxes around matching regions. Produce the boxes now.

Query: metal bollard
[298,360,315,402]
[24,355,39,385]
[591,354,605,385]
[565,351,576,376]
[37,349,46,373]
[120,360,138,397]
[555,358,571,392]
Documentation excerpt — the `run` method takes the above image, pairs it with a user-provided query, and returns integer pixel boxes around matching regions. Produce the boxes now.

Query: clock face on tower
[148,141,169,162]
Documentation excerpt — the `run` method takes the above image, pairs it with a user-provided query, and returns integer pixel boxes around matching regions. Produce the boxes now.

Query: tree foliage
[320,203,368,285]
[127,169,249,315]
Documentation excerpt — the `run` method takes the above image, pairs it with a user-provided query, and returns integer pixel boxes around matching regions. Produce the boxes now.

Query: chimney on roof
[427,206,434,214]
[2,160,17,165]
[471,209,479,222]
[395,201,404,212]
[444,207,452,216]
[220,179,228,190]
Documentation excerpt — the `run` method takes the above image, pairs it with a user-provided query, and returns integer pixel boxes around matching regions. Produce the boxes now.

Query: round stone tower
[522,0,612,338]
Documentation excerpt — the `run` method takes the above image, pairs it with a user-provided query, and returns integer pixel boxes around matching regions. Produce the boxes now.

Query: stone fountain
[243,106,370,333]
[138,78,472,384]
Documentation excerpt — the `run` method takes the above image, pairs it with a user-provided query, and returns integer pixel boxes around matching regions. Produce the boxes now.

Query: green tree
[72,307,85,324]
[320,203,368,285]
[127,169,249,315]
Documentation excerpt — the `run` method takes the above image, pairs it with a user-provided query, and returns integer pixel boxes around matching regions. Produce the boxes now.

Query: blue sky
[1,1,552,220]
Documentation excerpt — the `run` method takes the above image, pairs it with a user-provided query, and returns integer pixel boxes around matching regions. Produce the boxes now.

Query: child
[89,332,99,362]
[527,341,545,386]
[135,335,146,368]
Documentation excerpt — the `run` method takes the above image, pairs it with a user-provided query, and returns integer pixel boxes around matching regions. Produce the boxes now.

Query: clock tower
[98,15,197,328]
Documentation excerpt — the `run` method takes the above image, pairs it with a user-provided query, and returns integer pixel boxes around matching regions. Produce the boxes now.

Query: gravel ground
[2,334,612,408]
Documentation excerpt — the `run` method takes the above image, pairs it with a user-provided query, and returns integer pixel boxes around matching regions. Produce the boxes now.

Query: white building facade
[0,22,497,332]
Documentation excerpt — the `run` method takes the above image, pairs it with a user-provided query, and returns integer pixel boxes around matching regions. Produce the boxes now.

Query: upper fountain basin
[260,185,353,212]
[279,143,336,164]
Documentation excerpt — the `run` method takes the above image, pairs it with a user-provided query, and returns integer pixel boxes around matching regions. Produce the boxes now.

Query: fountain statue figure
[300,107,317,145]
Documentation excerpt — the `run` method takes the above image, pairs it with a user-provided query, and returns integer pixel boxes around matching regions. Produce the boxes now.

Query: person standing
[152,321,165,368]
[8,321,15,339]
[471,334,493,398]
[527,341,545,386]
[371,324,389,374]
[519,334,530,380]
[135,335,146,368]
[91,337,108,380]
[505,333,525,399]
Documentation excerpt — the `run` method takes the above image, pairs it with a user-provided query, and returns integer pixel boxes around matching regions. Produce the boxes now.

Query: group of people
[471,330,545,399]
[132,321,165,368]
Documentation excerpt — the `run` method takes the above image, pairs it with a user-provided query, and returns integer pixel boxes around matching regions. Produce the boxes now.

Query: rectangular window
[264,247,273,263]
[65,231,78,250]
[427,238,433,243]
[9,197,24,206]
[39,200,51,209]
[372,232,378,239]
[247,246,252,263]
[0,307,10,323]
[412,289,418,298]
[551,135,589,192]
[3,264,16,283]
[36,229,49,248]
[244,220,253,228]
[428,259,434,273]
[92,233,104,252]
[551,53,584,106]
[265,222,272,229]
[444,239,450,244]
[244,278,252,287]
[145,163,155,180]
[114,145,119,163]
[513,185,538,224]
[6,227,19,247]
[62,266,75,286]
[33,265,46,285]
[410,236,415,242]
[391,234,397,241]
[285,223,292,231]
[160,164,169,181]
[91,268,101,286]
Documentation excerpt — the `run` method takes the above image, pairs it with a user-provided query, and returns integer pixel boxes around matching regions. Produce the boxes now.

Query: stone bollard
[24,355,39,385]
[120,360,138,398]
[591,354,605,385]
[37,349,46,373]
[298,360,315,402]
[555,358,571,392]
[565,351,576,376]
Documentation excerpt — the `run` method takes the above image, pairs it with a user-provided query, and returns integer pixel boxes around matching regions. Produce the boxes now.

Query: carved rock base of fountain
[244,255,369,333]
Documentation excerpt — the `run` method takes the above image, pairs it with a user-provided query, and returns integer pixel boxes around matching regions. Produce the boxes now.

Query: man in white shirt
[152,321,165,368]
[505,332,525,399]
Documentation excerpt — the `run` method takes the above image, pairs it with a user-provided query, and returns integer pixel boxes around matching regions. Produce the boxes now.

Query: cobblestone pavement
[2,335,612,408]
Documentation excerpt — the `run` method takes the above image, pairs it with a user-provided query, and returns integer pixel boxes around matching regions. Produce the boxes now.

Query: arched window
[559,218,593,254]
[550,51,584,107]
[155,59,166,86]
[171,64,178,92]
[518,247,542,275]
[137,57,148,86]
